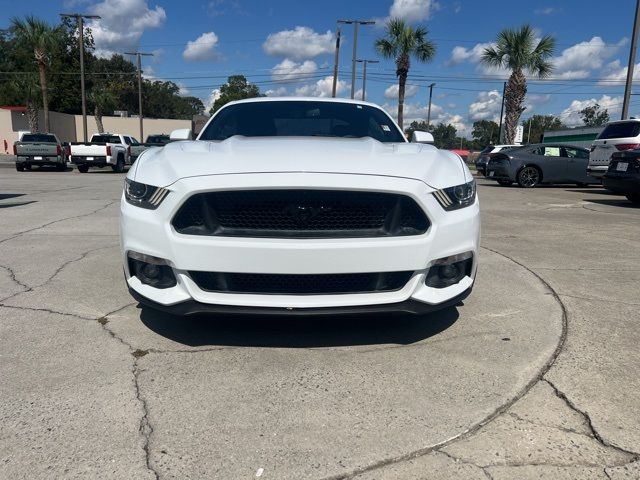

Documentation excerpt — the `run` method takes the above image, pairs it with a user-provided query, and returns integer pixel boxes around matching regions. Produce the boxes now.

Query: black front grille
[189,271,413,295]
[172,190,429,238]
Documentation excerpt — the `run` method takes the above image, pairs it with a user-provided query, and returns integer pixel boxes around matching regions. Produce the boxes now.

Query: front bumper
[486,165,511,181]
[120,173,480,313]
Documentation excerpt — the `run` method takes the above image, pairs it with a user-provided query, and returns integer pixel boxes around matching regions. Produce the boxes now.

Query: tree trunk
[94,105,104,133]
[397,73,407,131]
[504,68,527,144]
[37,56,49,133]
[26,101,39,133]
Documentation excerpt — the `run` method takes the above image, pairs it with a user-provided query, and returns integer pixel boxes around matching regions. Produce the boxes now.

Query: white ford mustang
[120,97,480,316]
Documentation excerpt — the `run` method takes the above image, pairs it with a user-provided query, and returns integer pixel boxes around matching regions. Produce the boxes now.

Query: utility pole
[338,19,375,99]
[331,26,341,97]
[60,13,101,142]
[426,83,436,128]
[498,81,506,143]
[527,118,532,144]
[356,59,379,100]
[125,51,154,141]
[623,0,640,119]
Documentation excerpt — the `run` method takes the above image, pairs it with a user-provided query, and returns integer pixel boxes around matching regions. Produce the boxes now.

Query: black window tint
[563,147,589,159]
[21,134,57,143]
[200,101,405,143]
[598,122,640,139]
[91,135,120,143]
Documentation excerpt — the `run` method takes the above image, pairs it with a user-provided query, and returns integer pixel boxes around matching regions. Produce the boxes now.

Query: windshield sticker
[381,124,391,131]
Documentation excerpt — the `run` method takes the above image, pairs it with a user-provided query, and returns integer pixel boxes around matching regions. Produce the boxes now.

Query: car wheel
[497,179,513,186]
[16,163,24,172]
[112,155,125,173]
[77,164,89,173]
[517,166,541,188]
[626,193,640,204]
[24,164,31,171]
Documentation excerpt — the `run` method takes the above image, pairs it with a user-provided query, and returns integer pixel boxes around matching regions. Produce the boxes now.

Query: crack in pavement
[0,200,117,246]
[0,303,94,320]
[505,411,592,438]
[0,263,31,293]
[0,244,115,303]
[435,450,494,479]
[558,293,640,307]
[317,245,570,480]
[543,378,640,460]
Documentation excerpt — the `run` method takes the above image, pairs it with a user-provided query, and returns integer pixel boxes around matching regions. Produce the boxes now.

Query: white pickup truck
[70,133,133,173]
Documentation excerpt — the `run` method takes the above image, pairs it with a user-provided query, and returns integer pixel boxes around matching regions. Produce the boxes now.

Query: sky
[3,0,640,137]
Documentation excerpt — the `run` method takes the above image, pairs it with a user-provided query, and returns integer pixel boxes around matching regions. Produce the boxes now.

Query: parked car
[121,97,480,316]
[475,144,520,176]
[122,135,146,162]
[69,133,132,173]
[602,149,640,204]
[486,143,596,187]
[14,133,67,172]
[144,134,171,147]
[588,119,640,179]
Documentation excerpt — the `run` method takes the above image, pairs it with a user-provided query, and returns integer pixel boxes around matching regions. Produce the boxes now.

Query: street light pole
[338,19,375,99]
[426,83,436,128]
[60,13,101,142]
[356,59,379,101]
[622,0,640,119]
[331,26,341,98]
[125,51,154,141]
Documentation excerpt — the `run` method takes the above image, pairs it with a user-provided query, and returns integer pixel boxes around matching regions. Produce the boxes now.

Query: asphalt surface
[0,166,639,479]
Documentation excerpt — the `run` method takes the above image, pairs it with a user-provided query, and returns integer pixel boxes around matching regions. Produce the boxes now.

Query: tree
[88,88,117,133]
[580,103,610,127]
[471,120,499,148]
[375,18,436,130]
[10,16,58,132]
[522,115,566,144]
[211,75,262,114]
[481,25,555,143]
[431,123,458,149]
[10,75,40,132]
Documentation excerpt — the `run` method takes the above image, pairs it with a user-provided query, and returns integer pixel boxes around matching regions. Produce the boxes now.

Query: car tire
[16,163,24,172]
[56,163,66,172]
[626,193,640,204]
[112,155,125,173]
[24,164,31,171]
[77,164,89,173]
[497,179,513,186]
[517,166,541,188]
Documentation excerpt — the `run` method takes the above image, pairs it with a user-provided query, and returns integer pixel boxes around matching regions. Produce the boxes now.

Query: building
[0,106,192,154]
[542,126,604,149]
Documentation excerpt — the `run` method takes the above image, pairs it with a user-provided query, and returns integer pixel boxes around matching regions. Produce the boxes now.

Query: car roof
[223,96,383,109]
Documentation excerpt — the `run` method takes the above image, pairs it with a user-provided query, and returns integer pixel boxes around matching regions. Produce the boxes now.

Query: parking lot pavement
[0,169,638,479]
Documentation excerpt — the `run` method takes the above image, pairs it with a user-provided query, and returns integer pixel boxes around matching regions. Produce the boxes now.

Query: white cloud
[447,42,492,66]
[177,83,190,96]
[559,95,622,127]
[384,84,419,99]
[271,58,318,81]
[535,7,558,15]
[263,27,334,60]
[265,87,288,97]
[388,0,440,22]
[468,90,502,122]
[294,76,347,97]
[552,37,622,80]
[382,101,469,136]
[87,0,166,58]
[599,59,640,84]
[183,32,220,62]
[204,88,221,113]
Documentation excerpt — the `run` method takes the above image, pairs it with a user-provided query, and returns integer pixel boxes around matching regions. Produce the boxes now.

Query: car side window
[530,147,544,155]
[130,137,140,145]
[563,147,588,159]
[123,136,132,145]
[543,146,561,157]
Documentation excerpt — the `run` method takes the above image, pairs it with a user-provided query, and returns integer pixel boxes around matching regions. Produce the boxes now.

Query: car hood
[131,136,469,189]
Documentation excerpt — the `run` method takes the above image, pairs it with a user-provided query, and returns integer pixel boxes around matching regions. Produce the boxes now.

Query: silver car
[485,143,597,188]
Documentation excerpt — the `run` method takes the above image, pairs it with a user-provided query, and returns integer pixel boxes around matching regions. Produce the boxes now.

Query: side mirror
[411,131,434,144]
[169,128,193,141]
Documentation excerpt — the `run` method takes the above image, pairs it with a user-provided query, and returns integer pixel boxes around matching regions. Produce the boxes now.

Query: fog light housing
[425,252,473,288]
[127,251,177,289]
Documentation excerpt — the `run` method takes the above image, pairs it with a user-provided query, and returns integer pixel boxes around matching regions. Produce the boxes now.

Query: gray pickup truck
[14,133,67,172]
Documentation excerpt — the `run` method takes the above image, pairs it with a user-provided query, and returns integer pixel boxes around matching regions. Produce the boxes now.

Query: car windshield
[22,134,56,143]
[146,136,169,144]
[199,101,406,143]
[598,122,640,139]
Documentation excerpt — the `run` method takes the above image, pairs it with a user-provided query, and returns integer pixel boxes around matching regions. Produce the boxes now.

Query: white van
[588,119,640,178]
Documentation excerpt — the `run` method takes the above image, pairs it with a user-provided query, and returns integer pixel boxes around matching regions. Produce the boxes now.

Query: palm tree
[375,19,436,130]
[11,75,40,133]
[88,89,117,133]
[11,16,57,133]
[481,25,555,143]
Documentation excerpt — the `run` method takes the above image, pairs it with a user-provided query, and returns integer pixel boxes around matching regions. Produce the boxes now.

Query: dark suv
[603,150,640,204]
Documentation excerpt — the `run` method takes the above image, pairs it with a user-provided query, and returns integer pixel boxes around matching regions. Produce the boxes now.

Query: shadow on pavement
[584,198,639,208]
[137,305,460,348]
[0,193,26,200]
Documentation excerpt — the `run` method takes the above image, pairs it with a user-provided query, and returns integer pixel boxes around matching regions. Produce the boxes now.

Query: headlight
[432,180,476,211]
[124,179,170,209]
